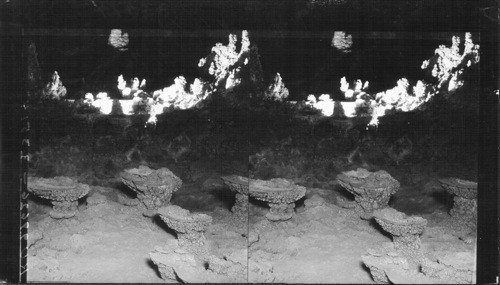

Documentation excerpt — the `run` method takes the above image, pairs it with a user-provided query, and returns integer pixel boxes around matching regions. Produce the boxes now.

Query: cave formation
[0,0,498,284]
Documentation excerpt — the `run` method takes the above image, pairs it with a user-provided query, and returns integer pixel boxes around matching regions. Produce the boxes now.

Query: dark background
[0,0,497,283]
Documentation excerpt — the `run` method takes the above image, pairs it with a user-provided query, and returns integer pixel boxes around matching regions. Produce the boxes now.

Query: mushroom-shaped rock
[249,178,306,221]
[121,166,182,216]
[337,168,400,216]
[158,205,213,247]
[373,208,427,255]
[439,178,477,229]
[221,175,249,215]
[28,176,89,219]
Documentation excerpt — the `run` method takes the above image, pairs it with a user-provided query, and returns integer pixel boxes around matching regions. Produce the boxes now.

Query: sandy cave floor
[26,157,476,283]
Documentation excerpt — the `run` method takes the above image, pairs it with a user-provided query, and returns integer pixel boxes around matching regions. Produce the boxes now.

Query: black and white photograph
[0,0,498,283]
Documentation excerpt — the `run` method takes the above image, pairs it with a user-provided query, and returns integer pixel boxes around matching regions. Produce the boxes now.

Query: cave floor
[27,154,476,283]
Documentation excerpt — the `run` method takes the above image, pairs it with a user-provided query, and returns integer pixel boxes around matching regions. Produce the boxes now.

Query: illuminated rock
[41,71,67,100]
[198,30,264,92]
[422,33,479,94]
[331,31,353,53]
[117,75,147,99]
[313,94,334,116]
[84,93,94,104]
[264,73,289,102]
[339,77,370,101]
[198,33,240,89]
[91,93,113,114]
[368,77,437,127]
[108,29,129,51]
[153,76,210,111]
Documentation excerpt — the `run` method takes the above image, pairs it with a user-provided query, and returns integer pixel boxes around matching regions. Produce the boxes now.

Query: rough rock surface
[421,33,480,95]
[158,205,212,247]
[151,209,248,283]
[249,178,306,221]
[221,175,249,195]
[439,178,477,232]
[373,207,427,261]
[207,252,247,282]
[149,243,198,281]
[221,175,250,215]
[28,176,90,202]
[28,176,90,219]
[337,168,399,216]
[421,251,476,284]
[362,243,435,284]
[439,178,477,199]
[121,166,182,216]
[27,164,476,284]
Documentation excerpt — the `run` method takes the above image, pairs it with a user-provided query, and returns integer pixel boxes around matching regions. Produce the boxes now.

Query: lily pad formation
[373,208,427,255]
[28,176,90,219]
[121,166,182,216]
[439,178,477,230]
[157,205,213,247]
[249,178,306,221]
[336,168,400,217]
[221,175,249,215]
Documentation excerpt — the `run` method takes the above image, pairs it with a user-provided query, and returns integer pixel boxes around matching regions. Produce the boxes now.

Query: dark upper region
[0,0,483,31]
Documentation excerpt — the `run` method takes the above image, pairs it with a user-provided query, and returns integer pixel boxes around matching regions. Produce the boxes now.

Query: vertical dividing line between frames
[19,40,30,283]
